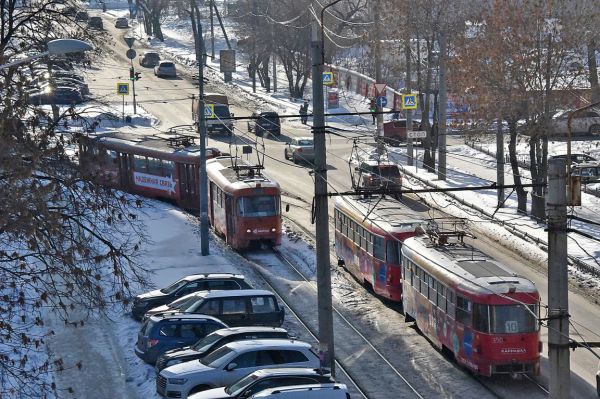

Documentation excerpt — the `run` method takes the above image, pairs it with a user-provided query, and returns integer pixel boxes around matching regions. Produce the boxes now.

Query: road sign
[407,130,427,139]
[126,49,137,60]
[124,36,135,49]
[376,96,388,108]
[204,104,215,118]
[220,50,236,73]
[401,94,418,110]
[374,83,387,95]
[117,82,129,95]
[322,71,334,86]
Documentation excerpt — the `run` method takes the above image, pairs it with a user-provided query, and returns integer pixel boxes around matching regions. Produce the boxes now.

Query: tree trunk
[508,119,527,213]
[152,12,164,41]
[589,40,600,103]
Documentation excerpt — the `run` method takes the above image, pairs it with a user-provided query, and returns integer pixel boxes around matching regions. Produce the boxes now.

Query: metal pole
[131,62,137,114]
[547,157,569,399]
[437,29,447,181]
[314,6,334,375]
[122,95,125,122]
[192,0,210,256]
[496,118,504,206]
[373,0,384,153]
[405,32,413,166]
[210,0,215,59]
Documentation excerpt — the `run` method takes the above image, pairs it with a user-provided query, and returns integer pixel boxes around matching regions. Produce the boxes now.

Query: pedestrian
[392,109,400,120]
[300,101,308,125]
[369,98,377,125]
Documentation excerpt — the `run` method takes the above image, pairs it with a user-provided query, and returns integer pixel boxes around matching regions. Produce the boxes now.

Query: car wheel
[284,149,289,160]
[293,154,298,164]
[597,374,600,397]
[247,123,252,132]
[589,124,600,135]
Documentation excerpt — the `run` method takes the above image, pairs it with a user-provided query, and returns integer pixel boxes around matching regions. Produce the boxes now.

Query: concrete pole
[311,17,335,375]
[373,0,384,152]
[547,158,570,399]
[193,0,210,256]
[437,29,447,181]
[210,0,215,60]
[496,119,504,206]
[405,36,413,166]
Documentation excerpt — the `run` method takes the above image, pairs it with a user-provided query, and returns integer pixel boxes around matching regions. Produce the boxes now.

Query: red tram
[401,226,541,376]
[334,196,422,301]
[206,157,281,250]
[79,131,221,210]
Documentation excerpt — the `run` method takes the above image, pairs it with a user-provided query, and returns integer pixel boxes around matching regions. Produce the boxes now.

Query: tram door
[179,163,199,207]
[225,195,234,238]
[118,152,132,188]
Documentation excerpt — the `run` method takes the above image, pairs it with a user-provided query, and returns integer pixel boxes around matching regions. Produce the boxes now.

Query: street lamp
[0,39,93,70]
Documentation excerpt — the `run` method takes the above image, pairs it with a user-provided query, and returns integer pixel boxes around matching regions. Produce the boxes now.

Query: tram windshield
[238,195,279,217]
[473,303,538,333]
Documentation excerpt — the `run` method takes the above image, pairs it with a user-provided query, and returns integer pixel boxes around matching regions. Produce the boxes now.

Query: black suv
[131,273,251,320]
[247,111,281,136]
[135,314,227,364]
[155,326,289,372]
[88,16,103,30]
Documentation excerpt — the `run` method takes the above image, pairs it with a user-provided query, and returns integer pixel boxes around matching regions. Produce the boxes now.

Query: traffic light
[135,72,141,81]
[129,67,134,81]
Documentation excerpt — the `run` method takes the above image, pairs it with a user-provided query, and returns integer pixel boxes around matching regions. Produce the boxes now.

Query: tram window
[133,155,148,172]
[238,195,278,217]
[456,296,472,327]
[490,304,538,333]
[386,241,400,264]
[147,157,162,175]
[473,304,490,333]
[373,236,385,260]
[106,150,118,165]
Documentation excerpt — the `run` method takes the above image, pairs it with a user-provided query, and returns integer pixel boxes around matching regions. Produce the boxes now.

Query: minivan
[135,314,227,364]
[248,111,281,136]
[154,290,285,328]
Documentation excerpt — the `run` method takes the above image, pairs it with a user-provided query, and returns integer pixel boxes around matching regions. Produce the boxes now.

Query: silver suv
[157,339,320,398]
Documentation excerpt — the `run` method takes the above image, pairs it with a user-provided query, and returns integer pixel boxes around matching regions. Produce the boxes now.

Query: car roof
[249,367,330,378]
[151,313,225,323]
[224,339,311,351]
[295,137,313,142]
[183,273,245,282]
[201,289,274,298]
[573,162,600,168]
[252,383,346,397]
[213,326,287,336]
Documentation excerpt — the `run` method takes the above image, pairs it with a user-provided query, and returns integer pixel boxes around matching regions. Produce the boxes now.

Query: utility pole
[251,0,257,93]
[547,157,570,399]
[373,0,384,152]
[437,29,447,181]
[405,26,413,166]
[209,0,215,59]
[312,11,334,375]
[496,119,504,206]
[192,0,210,256]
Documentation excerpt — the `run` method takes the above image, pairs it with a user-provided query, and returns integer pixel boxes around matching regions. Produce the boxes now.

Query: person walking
[300,101,309,125]
[369,98,377,125]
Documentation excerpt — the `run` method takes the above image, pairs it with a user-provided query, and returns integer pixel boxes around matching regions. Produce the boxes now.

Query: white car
[249,383,350,399]
[157,339,320,398]
[284,137,314,164]
[549,109,600,136]
[154,61,177,78]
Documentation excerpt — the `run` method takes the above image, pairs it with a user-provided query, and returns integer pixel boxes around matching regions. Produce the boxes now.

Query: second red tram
[206,157,282,250]
[334,196,422,301]
[401,227,541,376]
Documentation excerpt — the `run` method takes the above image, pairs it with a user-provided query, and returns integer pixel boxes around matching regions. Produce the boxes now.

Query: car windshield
[142,319,155,336]
[200,345,233,367]
[168,293,200,309]
[297,140,313,146]
[191,331,224,352]
[237,195,279,217]
[145,53,159,60]
[160,279,187,294]
[379,166,400,178]
[214,105,231,118]
[225,373,261,395]
[161,62,175,67]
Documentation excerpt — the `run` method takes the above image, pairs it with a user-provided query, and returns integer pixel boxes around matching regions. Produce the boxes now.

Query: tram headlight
[246,229,252,233]
[271,228,276,232]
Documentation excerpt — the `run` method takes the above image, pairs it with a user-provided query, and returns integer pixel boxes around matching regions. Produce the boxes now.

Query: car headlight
[168,378,188,385]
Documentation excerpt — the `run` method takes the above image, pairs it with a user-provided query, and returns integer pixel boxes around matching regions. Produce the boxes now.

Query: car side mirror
[225,362,237,371]
[285,204,290,213]
[230,113,235,118]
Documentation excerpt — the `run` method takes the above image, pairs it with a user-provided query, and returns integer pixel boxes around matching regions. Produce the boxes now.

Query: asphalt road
[87,14,600,398]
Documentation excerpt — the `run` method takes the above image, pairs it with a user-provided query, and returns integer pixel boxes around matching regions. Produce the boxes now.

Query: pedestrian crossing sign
[117,83,129,95]
[401,94,418,110]
[204,104,215,118]
[322,72,334,86]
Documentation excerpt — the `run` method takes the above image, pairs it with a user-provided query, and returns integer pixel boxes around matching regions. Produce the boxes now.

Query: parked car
[550,153,598,165]
[139,51,161,68]
[131,273,250,320]
[571,162,600,184]
[143,292,206,321]
[248,111,281,136]
[28,86,84,105]
[115,17,129,28]
[155,61,177,78]
[150,290,285,328]
[75,11,89,21]
[156,327,290,372]
[356,160,403,193]
[33,78,89,96]
[157,339,320,398]
[135,314,227,364]
[88,16,104,30]
[249,383,351,399]
[382,119,421,145]
[547,109,600,136]
[189,368,335,399]
[284,137,314,164]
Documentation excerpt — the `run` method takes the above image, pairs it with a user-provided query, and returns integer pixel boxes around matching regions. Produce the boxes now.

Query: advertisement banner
[134,172,176,194]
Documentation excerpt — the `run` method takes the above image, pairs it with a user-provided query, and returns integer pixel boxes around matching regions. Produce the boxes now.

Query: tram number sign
[505,320,518,333]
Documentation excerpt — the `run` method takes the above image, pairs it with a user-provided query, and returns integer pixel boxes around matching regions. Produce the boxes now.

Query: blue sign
[376,96,388,108]
[401,94,418,110]
[117,82,129,95]
[322,72,334,86]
